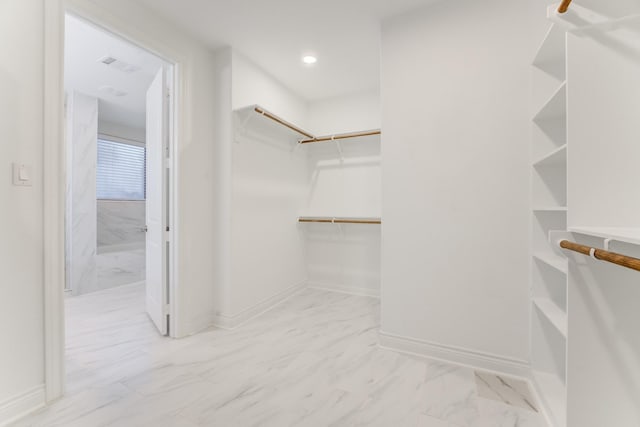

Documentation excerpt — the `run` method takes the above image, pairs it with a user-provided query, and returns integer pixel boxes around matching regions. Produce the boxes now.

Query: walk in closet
[232,104,382,301]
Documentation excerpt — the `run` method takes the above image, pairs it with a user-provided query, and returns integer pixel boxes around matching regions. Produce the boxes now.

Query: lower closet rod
[298,218,382,225]
[559,240,640,272]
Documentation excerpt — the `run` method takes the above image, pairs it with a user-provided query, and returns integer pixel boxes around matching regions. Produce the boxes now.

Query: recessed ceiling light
[302,55,317,65]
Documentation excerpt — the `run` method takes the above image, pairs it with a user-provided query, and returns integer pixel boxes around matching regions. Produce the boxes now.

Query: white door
[145,67,168,335]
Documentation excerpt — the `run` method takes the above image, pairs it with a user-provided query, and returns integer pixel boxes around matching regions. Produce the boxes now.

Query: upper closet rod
[558,0,572,13]
[253,107,314,139]
[299,130,382,144]
[559,240,640,272]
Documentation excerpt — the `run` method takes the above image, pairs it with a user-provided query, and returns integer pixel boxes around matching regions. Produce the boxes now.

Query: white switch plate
[12,163,33,186]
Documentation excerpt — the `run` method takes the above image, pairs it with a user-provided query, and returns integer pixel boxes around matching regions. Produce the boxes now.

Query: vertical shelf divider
[531,17,569,427]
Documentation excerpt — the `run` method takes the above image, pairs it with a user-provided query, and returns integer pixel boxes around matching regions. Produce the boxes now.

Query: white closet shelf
[533,252,568,274]
[533,144,566,167]
[532,370,567,427]
[533,206,567,212]
[568,227,640,246]
[533,298,567,337]
[533,82,566,123]
[547,2,609,30]
[532,24,566,81]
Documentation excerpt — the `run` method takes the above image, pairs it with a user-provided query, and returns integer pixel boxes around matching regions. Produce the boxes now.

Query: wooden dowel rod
[333,219,382,225]
[558,0,572,14]
[254,107,314,139]
[299,130,381,144]
[559,240,640,272]
[298,218,381,225]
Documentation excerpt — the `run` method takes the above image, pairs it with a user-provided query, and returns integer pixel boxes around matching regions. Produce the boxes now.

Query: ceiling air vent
[97,55,141,74]
[98,55,117,65]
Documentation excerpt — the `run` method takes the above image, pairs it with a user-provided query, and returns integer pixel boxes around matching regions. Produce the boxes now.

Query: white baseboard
[174,309,217,339]
[378,331,530,378]
[308,281,380,298]
[213,281,307,330]
[0,385,45,427]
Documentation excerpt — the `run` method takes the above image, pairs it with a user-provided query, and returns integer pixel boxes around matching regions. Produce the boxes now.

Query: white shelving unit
[531,13,568,427]
[530,5,613,426]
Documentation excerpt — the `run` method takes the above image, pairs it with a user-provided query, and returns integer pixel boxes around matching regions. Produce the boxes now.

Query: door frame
[43,0,180,402]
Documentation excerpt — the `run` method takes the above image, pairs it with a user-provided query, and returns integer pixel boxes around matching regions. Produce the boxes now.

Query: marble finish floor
[13,284,546,427]
[96,248,145,291]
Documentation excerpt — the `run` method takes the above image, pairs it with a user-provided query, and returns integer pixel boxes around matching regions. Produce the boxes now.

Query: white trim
[214,281,308,330]
[0,386,46,427]
[307,281,380,298]
[43,0,66,403]
[378,331,531,378]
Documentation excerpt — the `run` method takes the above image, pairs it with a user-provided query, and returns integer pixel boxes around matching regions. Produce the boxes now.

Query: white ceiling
[131,0,437,101]
[64,14,167,130]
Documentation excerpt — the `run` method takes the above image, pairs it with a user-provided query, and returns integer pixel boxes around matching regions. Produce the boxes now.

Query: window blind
[97,139,146,200]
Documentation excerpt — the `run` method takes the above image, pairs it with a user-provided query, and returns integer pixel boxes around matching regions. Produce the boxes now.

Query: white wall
[577,0,640,18]
[0,0,45,408]
[214,50,308,326]
[232,50,309,129]
[380,0,542,364]
[98,119,145,144]
[210,47,233,328]
[307,90,380,135]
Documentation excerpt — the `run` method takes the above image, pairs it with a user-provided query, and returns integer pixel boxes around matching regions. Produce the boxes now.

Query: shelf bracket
[334,137,344,163]
[235,110,256,144]
[332,218,344,236]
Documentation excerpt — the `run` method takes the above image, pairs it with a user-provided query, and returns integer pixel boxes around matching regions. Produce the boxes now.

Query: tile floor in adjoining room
[13,283,547,427]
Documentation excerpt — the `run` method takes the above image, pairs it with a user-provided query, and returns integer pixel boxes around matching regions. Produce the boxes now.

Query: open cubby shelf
[533,298,568,337]
[533,252,568,275]
[533,144,566,168]
[534,82,566,124]
[533,24,566,81]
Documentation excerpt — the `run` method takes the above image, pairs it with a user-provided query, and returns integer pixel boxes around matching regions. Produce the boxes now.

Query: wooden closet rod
[299,130,381,144]
[298,217,382,225]
[559,240,640,272]
[253,107,314,139]
[558,0,572,14]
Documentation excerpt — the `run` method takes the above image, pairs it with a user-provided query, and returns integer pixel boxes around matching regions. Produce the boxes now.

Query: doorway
[63,13,174,338]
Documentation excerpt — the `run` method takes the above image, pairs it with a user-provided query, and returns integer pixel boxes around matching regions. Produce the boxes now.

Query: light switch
[12,163,33,186]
